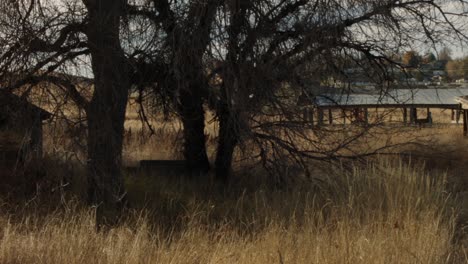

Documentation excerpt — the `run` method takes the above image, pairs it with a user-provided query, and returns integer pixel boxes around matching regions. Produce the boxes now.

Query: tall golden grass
[3,108,467,263]
[0,158,464,264]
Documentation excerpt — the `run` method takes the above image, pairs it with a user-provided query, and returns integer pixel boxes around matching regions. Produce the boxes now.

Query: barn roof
[312,88,468,109]
[0,90,51,120]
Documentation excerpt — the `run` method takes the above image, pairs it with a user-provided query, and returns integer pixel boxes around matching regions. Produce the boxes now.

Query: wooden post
[456,110,461,124]
[427,108,431,124]
[364,108,369,124]
[410,108,418,124]
[308,108,314,127]
[328,109,333,124]
[317,108,324,126]
[464,110,467,136]
[403,108,407,125]
[342,109,346,126]
[451,109,455,122]
[409,108,414,124]
[352,108,361,123]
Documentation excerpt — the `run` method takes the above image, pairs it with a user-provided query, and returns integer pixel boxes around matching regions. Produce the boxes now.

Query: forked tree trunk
[179,86,210,176]
[84,0,129,227]
[164,1,219,177]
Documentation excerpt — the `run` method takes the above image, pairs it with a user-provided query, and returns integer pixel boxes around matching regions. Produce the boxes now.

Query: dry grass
[0,158,464,264]
[3,105,468,263]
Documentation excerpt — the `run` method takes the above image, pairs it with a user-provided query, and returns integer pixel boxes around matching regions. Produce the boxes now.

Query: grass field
[0,158,463,263]
[1,114,468,263]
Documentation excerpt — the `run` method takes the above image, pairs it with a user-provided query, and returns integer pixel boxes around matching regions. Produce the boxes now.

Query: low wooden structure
[0,90,51,169]
[300,88,468,132]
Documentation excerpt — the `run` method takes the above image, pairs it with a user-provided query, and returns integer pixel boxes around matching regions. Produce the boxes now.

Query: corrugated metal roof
[315,88,468,107]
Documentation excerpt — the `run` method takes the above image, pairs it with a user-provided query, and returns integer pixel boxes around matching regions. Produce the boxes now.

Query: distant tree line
[390,47,468,82]
[446,57,468,80]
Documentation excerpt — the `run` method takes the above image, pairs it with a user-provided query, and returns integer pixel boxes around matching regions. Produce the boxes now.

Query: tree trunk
[87,96,127,226]
[179,85,210,176]
[84,0,129,227]
[215,101,239,182]
[214,83,242,184]
[164,1,219,177]
[214,0,248,183]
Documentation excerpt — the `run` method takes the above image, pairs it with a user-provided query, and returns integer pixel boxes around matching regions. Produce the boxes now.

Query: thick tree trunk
[87,95,127,226]
[84,0,129,227]
[179,86,210,176]
[215,101,239,182]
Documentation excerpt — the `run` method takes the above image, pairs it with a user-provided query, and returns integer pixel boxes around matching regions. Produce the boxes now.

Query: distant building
[0,90,51,169]
[433,70,446,77]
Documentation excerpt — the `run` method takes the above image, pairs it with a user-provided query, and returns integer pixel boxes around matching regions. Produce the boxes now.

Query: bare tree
[0,0,132,226]
[83,0,130,226]
[1,0,467,211]
[122,0,468,183]
[128,0,222,176]
[207,0,468,181]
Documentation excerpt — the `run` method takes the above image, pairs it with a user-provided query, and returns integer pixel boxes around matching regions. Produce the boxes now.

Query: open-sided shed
[301,88,468,128]
[315,88,468,109]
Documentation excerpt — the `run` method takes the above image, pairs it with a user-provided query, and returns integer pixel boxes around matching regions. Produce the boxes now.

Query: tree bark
[84,0,129,227]
[215,102,239,182]
[178,84,210,176]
